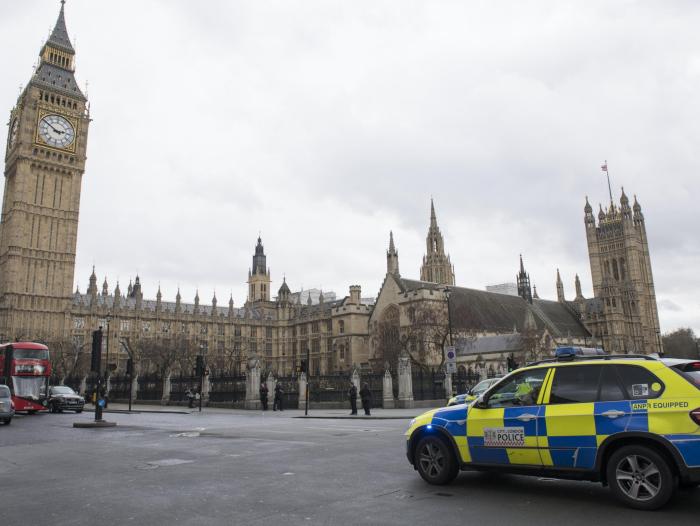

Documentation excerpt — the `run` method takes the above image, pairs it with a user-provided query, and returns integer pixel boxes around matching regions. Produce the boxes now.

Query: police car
[405,347,700,510]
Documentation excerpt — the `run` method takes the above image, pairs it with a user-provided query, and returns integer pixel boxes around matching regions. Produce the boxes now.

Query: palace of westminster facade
[0,5,663,378]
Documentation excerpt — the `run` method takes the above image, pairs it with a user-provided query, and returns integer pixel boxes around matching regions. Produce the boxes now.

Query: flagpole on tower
[602,161,613,204]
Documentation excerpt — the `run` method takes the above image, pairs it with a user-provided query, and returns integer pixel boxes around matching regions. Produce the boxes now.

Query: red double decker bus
[0,342,51,413]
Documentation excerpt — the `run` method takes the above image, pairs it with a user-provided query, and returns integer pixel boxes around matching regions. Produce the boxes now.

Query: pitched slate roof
[47,3,75,53]
[394,276,589,338]
[30,62,86,100]
[456,333,523,356]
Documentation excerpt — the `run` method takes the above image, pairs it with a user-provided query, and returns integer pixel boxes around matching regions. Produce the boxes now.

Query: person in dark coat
[360,382,372,416]
[259,384,269,411]
[273,383,284,411]
[186,388,196,408]
[348,382,358,415]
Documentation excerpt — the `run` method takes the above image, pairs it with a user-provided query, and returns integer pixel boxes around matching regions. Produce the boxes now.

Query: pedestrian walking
[260,383,269,411]
[273,383,284,411]
[348,382,358,415]
[186,388,195,408]
[360,382,372,416]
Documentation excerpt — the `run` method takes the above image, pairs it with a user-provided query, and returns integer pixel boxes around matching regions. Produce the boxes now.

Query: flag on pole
[601,162,608,172]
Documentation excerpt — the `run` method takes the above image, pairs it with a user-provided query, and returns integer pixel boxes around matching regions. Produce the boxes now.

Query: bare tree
[46,336,90,383]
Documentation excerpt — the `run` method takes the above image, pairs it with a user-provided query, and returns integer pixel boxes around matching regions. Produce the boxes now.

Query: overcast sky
[2,1,699,334]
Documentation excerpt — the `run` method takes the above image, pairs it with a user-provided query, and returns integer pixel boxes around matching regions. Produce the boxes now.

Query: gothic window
[338,320,345,334]
[143,322,151,333]
[73,317,85,329]
[265,343,272,356]
[200,325,208,335]
[604,260,611,276]
[339,345,345,360]
[250,342,257,353]
[217,341,224,352]
[326,320,332,332]
[234,326,241,337]
[312,338,320,354]
[162,322,170,333]
[620,258,626,279]
[408,307,416,324]
[312,322,319,333]
[612,260,620,280]
[218,325,225,336]
[266,327,273,339]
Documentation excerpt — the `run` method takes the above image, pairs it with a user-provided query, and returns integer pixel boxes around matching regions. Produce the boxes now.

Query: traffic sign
[445,346,456,363]
[446,362,457,374]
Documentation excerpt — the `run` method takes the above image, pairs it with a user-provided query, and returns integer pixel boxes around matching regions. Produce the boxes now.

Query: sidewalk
[98,403,428,419]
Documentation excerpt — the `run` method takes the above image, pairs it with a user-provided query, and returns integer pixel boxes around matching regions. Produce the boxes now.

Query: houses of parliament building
[0,5,663,377]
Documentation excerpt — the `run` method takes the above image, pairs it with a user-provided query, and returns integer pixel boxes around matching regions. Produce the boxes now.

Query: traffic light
[126,358,133,377]
[91,329,103,373]
[195,355,204,377]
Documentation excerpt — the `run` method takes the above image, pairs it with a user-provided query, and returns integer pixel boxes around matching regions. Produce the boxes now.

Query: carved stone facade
[0,5,663,382]
[0,3,88,340]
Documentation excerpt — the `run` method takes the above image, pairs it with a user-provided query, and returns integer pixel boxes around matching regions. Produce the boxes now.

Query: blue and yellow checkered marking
[408,361,700,472]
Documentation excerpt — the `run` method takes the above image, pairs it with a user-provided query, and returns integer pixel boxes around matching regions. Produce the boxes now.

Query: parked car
[0,384,14,424]
[46,385,85,413]
[447,377,502,406]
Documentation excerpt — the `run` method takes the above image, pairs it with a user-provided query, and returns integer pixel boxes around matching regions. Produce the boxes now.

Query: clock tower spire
[0,1,90,339]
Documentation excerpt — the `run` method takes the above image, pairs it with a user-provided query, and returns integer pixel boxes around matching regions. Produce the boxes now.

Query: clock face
[38,114,75,149]
[8,118,18,149]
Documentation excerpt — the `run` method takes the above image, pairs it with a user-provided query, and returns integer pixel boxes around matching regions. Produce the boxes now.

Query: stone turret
[349,285,361,305]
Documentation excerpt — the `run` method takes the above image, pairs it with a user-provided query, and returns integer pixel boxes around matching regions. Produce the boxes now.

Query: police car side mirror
[474,396,489,409]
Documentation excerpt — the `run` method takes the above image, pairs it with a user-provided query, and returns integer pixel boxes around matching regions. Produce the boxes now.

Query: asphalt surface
[0,408,698,526]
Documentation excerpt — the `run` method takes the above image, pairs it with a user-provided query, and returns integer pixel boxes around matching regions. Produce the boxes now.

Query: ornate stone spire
[47,1,74,53]
[88,266,98,298]
[516,255,532,304]
[533,285,539,299]
[574,273,584,300]
[386,231,400,276]
[102,277,108,297]
[420,198,455,285]
[556,268,565,303]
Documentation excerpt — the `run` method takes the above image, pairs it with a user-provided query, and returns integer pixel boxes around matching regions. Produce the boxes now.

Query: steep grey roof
[46,3,75,53]
[531,299,588,337]
[395,276,589,338]
[30,62,86,100]
[456,334,523,356]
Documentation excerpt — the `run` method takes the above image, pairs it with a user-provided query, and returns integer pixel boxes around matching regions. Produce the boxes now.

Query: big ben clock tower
[0,2,89,339]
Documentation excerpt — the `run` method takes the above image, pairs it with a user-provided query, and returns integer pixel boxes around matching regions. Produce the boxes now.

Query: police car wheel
[415,436,458,485]
[607,445,676,510]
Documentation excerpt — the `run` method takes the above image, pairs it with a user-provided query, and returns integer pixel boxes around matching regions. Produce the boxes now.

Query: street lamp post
[199,343,205,412]
[304,347,310,416]
[444,287,453,347]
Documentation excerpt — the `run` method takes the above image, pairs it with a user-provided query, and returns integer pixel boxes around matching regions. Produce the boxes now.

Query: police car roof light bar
[526,353,658,368]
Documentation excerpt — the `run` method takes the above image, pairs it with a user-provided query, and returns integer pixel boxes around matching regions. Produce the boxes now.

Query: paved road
[0,409,697,525]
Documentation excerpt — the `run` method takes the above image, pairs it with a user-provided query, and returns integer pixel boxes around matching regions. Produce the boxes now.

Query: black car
[46,385,85,413]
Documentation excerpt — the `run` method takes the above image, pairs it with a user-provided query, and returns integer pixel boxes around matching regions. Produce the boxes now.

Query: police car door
[467,368,549,466]
[541,364,603,470]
